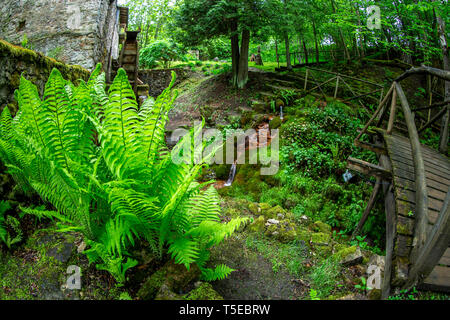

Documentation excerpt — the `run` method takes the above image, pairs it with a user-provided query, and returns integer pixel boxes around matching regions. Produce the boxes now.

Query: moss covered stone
[184,282,223,300]
[137,259,200,300]
[311,232,331,245]
[313,221,332,234]
[297,228,312,243]
[137,268,167,300]
[247,216,266,234]
[269,116,282,130]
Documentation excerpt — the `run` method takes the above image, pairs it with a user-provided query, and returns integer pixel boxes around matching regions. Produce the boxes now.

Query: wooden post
[355,84,394,142]
[352,177,382,237]
[404,187,450,291]
[395,82,429,264]
[334,76,340,98]
[387,88,398,134]
[304,68,309,90]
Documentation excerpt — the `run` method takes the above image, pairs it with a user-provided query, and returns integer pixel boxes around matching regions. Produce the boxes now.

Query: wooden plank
[393,171,448,191]
[390,134,449,163]
[347,157,392,180]
[395,234,413,258]
[388,143,450,172]
[391,162,450,188]
[396,199,439,224]
[439,248,450,266]
[390,142,450,169]
[397,215,416,236]
[385,136,450,168]
[420,266,450,291]
[390,153,450,181]
[354,140,387,155]
[393,176,447,202]
[402,188,450,291]
[395,188,443,212]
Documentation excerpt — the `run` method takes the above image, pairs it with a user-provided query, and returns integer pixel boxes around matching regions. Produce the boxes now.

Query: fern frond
[168,236,199,269]
[200,264,235,281]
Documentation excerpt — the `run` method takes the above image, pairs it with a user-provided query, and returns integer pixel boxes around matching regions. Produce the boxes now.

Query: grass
[245,235,307,277]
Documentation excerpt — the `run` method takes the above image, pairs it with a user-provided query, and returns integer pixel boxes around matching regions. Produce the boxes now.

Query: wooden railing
[296,67,384,112]
[355,66,450,290]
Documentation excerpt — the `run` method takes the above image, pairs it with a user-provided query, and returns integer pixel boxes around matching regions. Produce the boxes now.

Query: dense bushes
[140,40,183,69]
[0,64,247,283]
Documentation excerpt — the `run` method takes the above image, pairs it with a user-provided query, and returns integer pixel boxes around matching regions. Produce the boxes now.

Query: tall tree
[174,0,269,88]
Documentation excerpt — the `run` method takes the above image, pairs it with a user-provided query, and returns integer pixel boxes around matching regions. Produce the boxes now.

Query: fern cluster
[0,64,247,283]
[0,200,22,248]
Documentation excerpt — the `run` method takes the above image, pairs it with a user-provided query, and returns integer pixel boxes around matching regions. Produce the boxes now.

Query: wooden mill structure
[110,7,148,99]
[348,66,450,298]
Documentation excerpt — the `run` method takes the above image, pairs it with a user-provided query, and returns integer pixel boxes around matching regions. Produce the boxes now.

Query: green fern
[0,63,247,283]
[0,200,22,249]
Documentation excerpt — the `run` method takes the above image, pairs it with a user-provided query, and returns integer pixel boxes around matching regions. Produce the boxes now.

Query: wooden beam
[404,188,450,291]
[387,88,398,134]
[353,177,382,237]
[354,139,387,155]
[355,84,394,142]
[347,157,392,180]
[395,82,430,264]
[395,65,450,83]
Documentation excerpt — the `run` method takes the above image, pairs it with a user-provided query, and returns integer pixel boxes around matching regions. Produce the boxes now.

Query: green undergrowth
[219,97,385,245]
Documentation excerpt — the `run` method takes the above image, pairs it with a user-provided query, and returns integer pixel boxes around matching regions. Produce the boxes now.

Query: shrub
[0,64,247,283]
[140,40,182,69]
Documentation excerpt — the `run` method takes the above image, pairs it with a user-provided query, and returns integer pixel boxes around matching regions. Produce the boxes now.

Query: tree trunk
[275,38,279,67]
[236,29,250,89]
[284,32,292,70]
[435,6,449,154]
[303,40,308,64]
[312,19,320,63]
[230,20,240,88]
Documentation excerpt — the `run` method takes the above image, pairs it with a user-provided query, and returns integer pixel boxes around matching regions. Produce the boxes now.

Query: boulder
[269,116,282,130]
[137,260,200,300]
[184,282,223,300]
[311,232,331,246]
[313,221,332,234]
[335,246,363,266]
[247,216,266,234]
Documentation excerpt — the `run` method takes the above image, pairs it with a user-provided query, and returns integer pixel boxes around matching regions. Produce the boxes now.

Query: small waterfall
[280,105,284,120]
[224,162,237,187]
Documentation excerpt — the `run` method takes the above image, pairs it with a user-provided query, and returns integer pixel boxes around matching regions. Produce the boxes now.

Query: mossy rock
[277,220,298,243]
[261,204,284,219]
[155,284,183,300]
[313,221,332,234]
[184,282,223,300]
[332,245,357,261]
[269,116,282,130]
[297,229,312,243]
[247,202,260,215]
[212,164,231,180]
[247,216,266,234]
[137,260,200,300]
[311,232,331,245]
[137,268,167,300]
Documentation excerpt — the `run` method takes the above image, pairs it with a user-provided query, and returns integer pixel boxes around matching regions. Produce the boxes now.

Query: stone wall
[0,39,90,114]
[0,0,119,71]
[138,68,191,98]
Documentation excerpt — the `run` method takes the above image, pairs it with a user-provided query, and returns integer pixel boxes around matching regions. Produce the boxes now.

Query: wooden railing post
[386,88,398,134]
[304,68,309,90]
[334,76,340,98]
[394,82,429,263]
